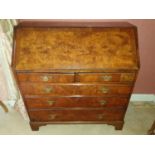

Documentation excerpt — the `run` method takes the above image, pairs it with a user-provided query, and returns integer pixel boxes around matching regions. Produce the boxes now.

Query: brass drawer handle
[49,114,57,120]
[47,100,55,105]
[99,100,107,105]
[44,87,53,93]
[41,75,52,82]
[98,114,105,120]
[100,87,109,93]
[102,75,112,81]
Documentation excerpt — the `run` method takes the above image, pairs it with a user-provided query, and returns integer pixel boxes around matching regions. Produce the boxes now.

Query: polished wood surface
[17,72,135,83]
[17,73,74,83]
[19,83,132,96]
[17,21,135,27]
[12,21,140,131]
[77,72,136,83]
[25,96,128,109]
[14,27,138,71]
[29,108,124,122]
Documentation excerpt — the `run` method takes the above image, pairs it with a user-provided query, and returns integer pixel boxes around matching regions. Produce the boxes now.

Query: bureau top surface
[13,22,139,72]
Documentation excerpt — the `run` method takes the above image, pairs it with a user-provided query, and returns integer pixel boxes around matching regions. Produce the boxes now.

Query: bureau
[12,21,140,131]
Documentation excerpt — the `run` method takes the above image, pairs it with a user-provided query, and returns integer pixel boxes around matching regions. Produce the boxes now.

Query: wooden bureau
[12,21,140,131]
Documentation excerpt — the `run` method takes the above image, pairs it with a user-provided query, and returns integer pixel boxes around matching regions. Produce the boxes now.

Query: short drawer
[19,83,132,96]
[29,109,124,122]
[16,73,74,83]
[77,73,136,83]
[25,96,129,109]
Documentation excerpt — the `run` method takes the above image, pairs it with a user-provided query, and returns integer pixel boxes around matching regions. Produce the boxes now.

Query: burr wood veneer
[12,21,140,131]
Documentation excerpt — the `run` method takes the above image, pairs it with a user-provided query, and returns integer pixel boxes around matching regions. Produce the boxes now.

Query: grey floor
[0,102,155,135]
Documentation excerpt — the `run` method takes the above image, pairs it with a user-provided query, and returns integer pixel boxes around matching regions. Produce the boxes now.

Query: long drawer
[29,108,125,122]
[25,96,129,109]
[19,83,132,96]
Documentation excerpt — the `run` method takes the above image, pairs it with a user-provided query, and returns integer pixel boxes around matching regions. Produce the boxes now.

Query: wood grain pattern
[17,21,136,27]
[25,96,129,109]
[76,84,132,96]
[12,21,140,131]
[77,72,136,83]
[17,73,74,83]
[19,83,132,96]
[29,108,124,122]
[14,27,138,71]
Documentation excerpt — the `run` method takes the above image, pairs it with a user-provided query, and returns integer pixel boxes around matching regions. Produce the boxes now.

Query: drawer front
[19,83,76,96]
[17,73,74,83]
[77,73,136,83]
[77,84,132,96]
[29,109,124,122]
[20,83,132,96]
[25,97,129,109]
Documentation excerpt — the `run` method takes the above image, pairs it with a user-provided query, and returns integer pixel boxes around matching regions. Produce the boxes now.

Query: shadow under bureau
[12,21,140,131]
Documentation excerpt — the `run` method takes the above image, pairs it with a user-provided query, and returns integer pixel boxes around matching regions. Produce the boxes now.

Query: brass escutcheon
[120,73,135,82]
